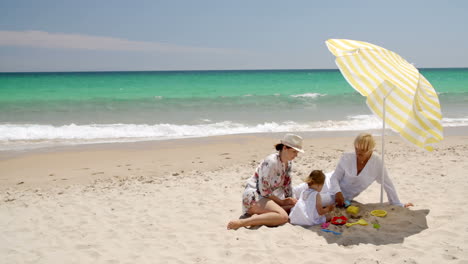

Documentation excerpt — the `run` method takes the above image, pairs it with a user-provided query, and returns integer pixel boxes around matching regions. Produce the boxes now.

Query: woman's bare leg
[281,204,294,214]
[227,199,289,230]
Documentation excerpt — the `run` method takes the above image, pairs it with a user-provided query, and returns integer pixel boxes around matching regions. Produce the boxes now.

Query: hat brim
[289,146,305,153]
[281,141,304,153]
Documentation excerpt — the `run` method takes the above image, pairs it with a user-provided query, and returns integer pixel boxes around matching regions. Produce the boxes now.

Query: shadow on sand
[303,202,430,246]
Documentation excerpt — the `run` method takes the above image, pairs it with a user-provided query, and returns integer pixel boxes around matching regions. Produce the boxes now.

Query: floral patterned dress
[242,153,293,214]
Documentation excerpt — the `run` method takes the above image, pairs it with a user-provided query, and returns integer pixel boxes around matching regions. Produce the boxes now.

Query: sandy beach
[1,132,468,263]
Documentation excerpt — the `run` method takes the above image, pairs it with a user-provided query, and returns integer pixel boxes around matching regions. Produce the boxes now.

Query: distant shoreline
[1,67,468,74]
[1,126,466,161]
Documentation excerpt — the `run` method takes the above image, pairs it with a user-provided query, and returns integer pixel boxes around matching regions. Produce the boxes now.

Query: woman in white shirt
[326,133,413,208]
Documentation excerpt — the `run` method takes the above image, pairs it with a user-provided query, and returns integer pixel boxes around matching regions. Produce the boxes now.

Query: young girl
[289,170,335,226]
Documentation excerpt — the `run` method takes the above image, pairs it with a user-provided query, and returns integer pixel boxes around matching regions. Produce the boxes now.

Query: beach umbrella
[325,39,443,203]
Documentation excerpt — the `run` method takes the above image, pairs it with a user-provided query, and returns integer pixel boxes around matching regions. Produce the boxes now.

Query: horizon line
[1,67,467,74]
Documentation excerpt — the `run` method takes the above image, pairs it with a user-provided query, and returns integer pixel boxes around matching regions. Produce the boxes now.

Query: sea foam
[1,115,466,151]
[290,93,325,98]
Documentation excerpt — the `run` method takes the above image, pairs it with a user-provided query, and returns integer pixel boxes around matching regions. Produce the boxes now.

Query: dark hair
[275,143,291,152]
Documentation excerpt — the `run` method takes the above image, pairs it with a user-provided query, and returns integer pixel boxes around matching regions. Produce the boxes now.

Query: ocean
[1,69,467,151]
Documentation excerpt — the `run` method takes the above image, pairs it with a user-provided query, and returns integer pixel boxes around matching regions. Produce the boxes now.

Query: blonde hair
[354,133,376,152]
[304,170,325,186]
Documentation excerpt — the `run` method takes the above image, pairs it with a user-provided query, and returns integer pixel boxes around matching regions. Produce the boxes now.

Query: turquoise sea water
[0,69,467,150]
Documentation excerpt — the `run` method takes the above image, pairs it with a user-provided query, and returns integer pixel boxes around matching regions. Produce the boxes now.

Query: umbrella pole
[380,86,395,205]
[380,97,386,205]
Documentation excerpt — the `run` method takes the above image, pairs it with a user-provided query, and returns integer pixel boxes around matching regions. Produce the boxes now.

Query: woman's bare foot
[227,220,244,230]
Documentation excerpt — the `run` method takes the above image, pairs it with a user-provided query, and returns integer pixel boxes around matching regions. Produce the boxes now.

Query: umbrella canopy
[326,39,443,151]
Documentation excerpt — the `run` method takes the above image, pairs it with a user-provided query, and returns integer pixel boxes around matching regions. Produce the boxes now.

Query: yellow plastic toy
[346,205,360,215]
[345,219,368,227]
[370,210,387,217]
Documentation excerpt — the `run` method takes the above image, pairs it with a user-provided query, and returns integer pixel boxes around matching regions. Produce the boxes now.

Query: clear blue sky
[1,0,467,72]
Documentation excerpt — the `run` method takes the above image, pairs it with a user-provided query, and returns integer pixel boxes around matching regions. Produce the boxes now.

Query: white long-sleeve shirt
[328,152,403,206]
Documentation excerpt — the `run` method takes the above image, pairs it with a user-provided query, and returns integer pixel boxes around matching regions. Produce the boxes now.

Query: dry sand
[1,133,467,263]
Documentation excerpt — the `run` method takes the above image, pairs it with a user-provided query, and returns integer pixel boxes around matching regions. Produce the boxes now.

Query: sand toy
[321,229,342,235]
[345,219,368,227]
[371,210,387,217]
[344,200,351,208]
[346,205,360,215]
[331,216,348,225]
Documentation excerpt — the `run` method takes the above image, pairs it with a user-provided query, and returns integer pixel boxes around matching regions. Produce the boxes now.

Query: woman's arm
[330,156,346,206]
[283,161,294,198]
[257,156,297,206]
[335,192,345,207]
[375,158,405,207]
[256,159,275,197]
[266,195,295,206]
[329,156,346,195]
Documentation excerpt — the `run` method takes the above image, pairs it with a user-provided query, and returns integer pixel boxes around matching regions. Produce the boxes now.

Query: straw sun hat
[280,133,304,153]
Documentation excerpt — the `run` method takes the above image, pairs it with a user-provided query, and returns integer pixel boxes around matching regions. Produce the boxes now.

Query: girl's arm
[315,193,334,215]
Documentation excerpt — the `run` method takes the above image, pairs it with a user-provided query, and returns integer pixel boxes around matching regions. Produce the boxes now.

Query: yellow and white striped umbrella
[326,39,443,151]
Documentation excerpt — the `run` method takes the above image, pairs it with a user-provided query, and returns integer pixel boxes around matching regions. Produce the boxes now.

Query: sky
[0,0,467,72]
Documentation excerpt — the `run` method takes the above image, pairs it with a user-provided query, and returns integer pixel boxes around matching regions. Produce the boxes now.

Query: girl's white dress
[289,188,326,226]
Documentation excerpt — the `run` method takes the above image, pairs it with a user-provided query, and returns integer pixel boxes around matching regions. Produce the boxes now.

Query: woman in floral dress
[227,134,304,230]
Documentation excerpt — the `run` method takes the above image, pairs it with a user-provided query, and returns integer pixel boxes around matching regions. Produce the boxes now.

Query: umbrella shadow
[303,202,430,246]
